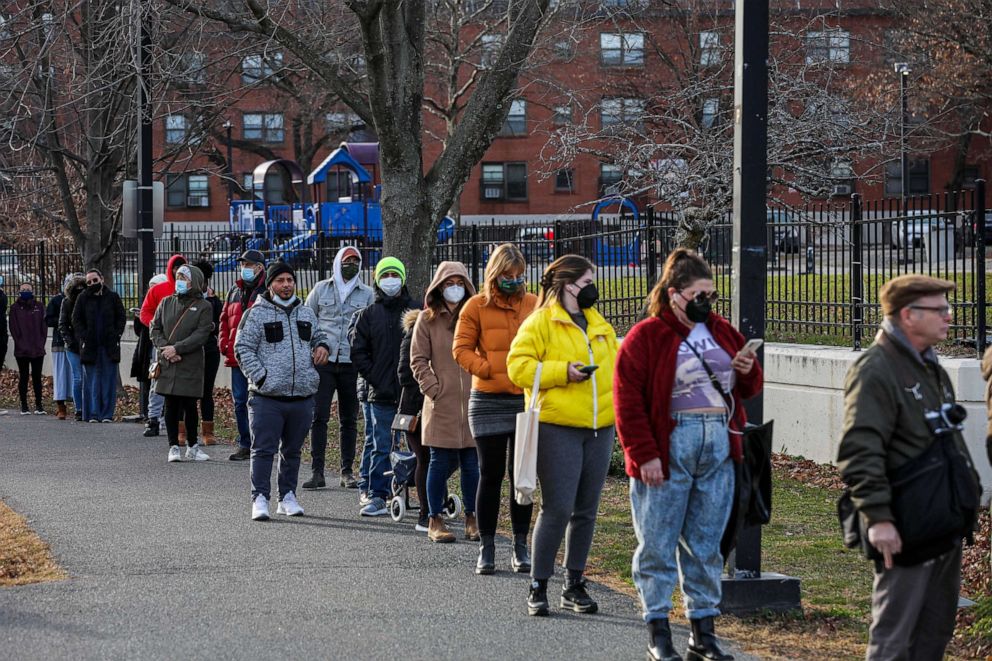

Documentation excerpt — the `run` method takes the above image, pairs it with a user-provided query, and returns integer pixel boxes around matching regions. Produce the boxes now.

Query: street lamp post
[894,63,911,209]
[223,120,234,203]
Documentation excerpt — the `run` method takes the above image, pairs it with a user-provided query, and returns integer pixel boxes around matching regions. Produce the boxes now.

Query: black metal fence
[2,184,987,355]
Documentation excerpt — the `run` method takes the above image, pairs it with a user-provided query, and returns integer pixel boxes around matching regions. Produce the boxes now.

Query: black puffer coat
[397,309,424,416]
[72,284,126,364]
[349,288,420,404]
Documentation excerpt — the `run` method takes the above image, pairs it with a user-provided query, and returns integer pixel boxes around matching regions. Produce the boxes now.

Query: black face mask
[88,283,101,294]
[575,283,599,309]
[682,293,711,323]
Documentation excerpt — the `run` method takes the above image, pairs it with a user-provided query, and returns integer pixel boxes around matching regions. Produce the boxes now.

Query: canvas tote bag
[513,362,542,506]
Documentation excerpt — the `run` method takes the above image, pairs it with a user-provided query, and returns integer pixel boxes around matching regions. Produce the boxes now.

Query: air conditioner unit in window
[832,184,853,196]
[187,196,210,207]
[483,185,504,200]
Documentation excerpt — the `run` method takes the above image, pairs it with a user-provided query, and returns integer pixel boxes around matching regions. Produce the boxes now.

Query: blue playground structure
[590,196,641,267]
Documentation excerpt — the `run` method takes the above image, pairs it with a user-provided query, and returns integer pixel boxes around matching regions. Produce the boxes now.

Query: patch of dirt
[0,500,66,587]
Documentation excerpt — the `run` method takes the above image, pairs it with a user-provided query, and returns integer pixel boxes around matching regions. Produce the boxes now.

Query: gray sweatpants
[249,394,315,501]
[866,542,962,661]
[531,423,615,581]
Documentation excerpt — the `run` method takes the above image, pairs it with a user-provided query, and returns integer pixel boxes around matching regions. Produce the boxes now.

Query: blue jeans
[357,402,374,492]
[231,366,251,449]
[427,447,479,518]
[630,413,734,621]
[82,348,117,421]
[65,350,84,412]
[367,402,397,499]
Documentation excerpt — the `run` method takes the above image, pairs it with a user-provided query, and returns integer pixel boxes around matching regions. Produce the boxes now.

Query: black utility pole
[136,12,155,298]
[725,0,801,615]
[223,120,235,203]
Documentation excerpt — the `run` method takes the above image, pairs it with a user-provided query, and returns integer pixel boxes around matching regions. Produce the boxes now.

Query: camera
[923,403,967,437]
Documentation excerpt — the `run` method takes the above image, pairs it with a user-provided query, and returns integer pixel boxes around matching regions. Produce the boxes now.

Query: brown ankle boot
[56,402,67,420]
[464,513,480,541]
[178,421,187,447]
[428,516,456,543]
[201,421,216,445]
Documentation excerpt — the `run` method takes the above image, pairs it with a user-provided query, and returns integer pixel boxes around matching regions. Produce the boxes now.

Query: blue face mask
[242,267,256,283]
[175,281,189,296]
[275,294,297,306]
[19,291,33,301]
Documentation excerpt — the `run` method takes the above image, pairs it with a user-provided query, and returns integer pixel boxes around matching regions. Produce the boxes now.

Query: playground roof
[343,142,379,167]
[307,146,372,186]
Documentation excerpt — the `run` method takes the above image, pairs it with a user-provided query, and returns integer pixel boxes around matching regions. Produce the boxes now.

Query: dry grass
[0,500,66,587]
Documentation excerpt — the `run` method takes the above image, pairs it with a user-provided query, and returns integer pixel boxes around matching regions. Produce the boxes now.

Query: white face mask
[442,284,465,304]
[275,293,297,306]
[379,277,402,297]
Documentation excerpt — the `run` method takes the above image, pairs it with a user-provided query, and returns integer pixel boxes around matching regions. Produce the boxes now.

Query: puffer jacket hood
[424,261,476,307]
[63,273,86,299]
[401,308,420,332]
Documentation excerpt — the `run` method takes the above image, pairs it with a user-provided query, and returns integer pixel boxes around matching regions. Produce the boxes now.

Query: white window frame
[701,98,719,129]
[243,112,285,143]
[699,31,720,66]
[600,97,645,128]
[481,34,502,69]
[241,51,284,84]
[165,115,188,144]
[500,99,527,136]
[805,30,850,64]
[600,32,644,66]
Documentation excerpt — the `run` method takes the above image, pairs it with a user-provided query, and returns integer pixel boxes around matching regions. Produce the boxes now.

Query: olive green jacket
[837,321,976,526]
[150,266,213,398]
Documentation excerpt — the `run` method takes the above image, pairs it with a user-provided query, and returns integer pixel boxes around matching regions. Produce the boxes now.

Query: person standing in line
[140,254,186,438]
[10,282,47,415]
[453,243,537,575]
[151,265,214,462]
[192,260,223,446]
[507,255,619,617]
[0,274,8,371]
[131,274,168,424]
[838,275,981,661]
[302,246,373,489]
[398,308,430,532]
[235,262,330,521]
[615,249,762,661]
[72,269,126,423]
[59,274,87,421]
[410,261,480,544]
[219,250,267,460]
[46,275,75,419]
[349,257,420,517]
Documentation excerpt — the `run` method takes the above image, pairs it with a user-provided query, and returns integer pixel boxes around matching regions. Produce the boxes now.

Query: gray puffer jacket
[234,293,330,398]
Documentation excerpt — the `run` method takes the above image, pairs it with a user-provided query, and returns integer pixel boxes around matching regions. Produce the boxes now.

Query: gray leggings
[531,423,615,581]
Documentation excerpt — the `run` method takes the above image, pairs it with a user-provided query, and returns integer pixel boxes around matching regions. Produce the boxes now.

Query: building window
[481,34,502,69]
[699,31,720,66]
[166,174,210,208]
[600,32,644,66]
[599,164,622,195]
[243,113,284,143]
[177,51,206,85]
[885,158,930,197]
[241,52,283,84]
[552,104,572,126]
[500,99,527,136]
[165,115,188,144]
[600,97,645,129]
[327,170,354,201]
[805,30,850,64]
[241,173,253,196]
[480,162,527,201]
[326,111,361,133]
[555,169,575,193]
[701,98,719,129]
[960,165,980,190]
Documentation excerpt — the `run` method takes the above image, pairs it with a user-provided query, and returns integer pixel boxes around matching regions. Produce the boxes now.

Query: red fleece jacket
[613,308,763,481]
[139,254,186,327]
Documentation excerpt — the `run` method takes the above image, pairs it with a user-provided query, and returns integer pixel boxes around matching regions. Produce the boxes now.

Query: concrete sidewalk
[0,416,760,660]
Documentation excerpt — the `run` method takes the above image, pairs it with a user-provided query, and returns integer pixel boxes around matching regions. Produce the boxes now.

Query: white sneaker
[252,495,270,521]
[168,446,182,462]
[185,445,210,461]
[276,491,304,517]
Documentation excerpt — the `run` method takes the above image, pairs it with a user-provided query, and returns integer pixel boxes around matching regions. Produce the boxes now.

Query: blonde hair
[537,255,595,308]
[646,248,713,317]
[482,243,526,304]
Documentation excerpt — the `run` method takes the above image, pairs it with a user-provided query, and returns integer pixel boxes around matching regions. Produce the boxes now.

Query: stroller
[386,431,463,522]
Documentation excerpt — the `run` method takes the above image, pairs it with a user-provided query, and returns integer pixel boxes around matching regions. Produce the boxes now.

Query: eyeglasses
[909,304,953,317]
[682,290,719,304]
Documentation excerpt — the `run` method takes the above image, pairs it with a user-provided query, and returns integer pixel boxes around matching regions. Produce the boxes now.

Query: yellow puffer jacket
[507,302,618,430]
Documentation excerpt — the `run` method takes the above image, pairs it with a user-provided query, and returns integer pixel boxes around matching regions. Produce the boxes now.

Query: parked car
[516,226,554,262]
[971,210,992,246]
[768,210,800,254]
[892,210,955,249]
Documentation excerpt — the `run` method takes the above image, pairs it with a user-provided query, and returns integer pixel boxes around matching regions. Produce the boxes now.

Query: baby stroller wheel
[389,496,406,522]
[391,475,403,497]
[443,493,462,520]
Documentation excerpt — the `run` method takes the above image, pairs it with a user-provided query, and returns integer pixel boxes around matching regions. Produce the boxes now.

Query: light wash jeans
[357,401,374,493]
[65,350,84,412]
[148,348,164,421]
[630,412,734,621]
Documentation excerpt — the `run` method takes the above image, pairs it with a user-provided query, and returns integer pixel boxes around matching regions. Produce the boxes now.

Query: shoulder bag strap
[527,362,543,410]
[683,337,734,412]
[166,303,196,343]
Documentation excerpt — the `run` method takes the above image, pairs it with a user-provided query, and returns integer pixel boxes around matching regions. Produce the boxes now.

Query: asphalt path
[0,415,759,660]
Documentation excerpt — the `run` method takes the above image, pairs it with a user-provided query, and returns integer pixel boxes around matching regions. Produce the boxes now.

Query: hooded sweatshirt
[140,254,186,326]
[59,274,87,354]
[9,291,46,358]
[149,265,213,398]
[305,246,374,363]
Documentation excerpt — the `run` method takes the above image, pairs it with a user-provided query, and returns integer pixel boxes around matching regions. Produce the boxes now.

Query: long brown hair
[537,255,595,308]
[482,243,527,304]
[646,248,713,317]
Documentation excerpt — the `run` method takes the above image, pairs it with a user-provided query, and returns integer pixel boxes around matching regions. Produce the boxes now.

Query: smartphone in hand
[578,364,599,375]
[742,338,764,355]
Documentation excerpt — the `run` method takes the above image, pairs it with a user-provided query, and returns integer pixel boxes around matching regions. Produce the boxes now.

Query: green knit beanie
[374,257,406,284]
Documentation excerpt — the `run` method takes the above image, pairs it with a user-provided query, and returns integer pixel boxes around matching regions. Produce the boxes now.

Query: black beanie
[265,261,296,288]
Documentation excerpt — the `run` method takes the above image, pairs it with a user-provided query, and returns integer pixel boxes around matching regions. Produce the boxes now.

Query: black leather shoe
[302,472,326,489]
[340,472,358,489]
[648,618,682,661]
[527,580,550,617]
[476,535,496,575]
[142,418,159,437]
[511,534,531,573]
[228,447,251,461]
[560,576,598,614]
[686,617,733,661]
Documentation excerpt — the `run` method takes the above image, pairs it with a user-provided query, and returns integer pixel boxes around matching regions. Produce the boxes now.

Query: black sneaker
[527,580,550,617]
[340,472,358,489]
[302,472,326,489]
[142,419,159,437]
[561,577,598,614]
[228,447,251,461]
